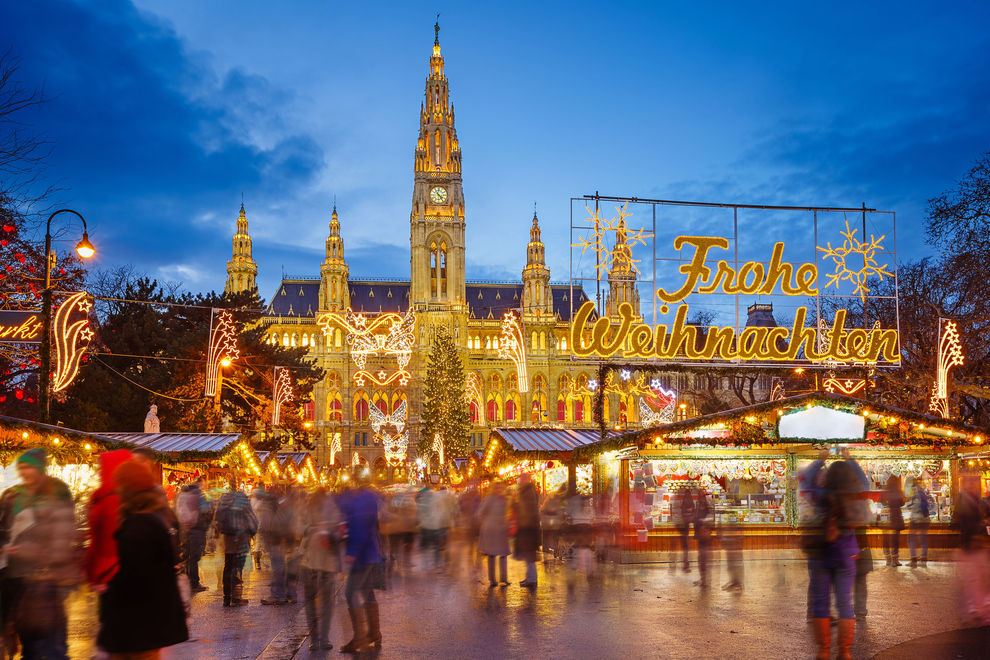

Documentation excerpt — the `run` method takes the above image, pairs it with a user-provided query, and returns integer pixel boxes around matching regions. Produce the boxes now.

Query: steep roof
[265,279,593,321]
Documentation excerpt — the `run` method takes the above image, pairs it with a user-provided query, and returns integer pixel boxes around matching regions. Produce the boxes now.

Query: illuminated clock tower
[409,21,466,308]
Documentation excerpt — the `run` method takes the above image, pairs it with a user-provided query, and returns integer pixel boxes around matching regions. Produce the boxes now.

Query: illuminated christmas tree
[420,326,470,464]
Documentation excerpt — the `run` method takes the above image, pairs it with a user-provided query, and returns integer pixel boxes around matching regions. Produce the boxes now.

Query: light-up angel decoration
[639,382,676,426]
[639,398,675,427]
[52,291,94,392]
[497,311,528,393]
[205,309,238,397]
[316,308,415,385]
[929,318,964,418]
[370,399,409,466]
[271,367,293,426]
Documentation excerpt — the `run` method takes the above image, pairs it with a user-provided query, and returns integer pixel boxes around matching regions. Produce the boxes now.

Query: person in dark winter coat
[512,474,542,588]
[175,477,211,592]
[97,460,189,657]
[338,480,382,653]
[215,484,258,607]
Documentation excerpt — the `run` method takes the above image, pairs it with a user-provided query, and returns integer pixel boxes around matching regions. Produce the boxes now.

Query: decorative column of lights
[328,432,342,466]
[271,367,293,426]
[431,433,445,469]
[205,309,238,397]
[39,209,96,423]
[52,291,95,392]
[466,372,485,424]
[497,311,528,393]
[236,442,263,479]
[930,318,964,418]
[352,451,361,467]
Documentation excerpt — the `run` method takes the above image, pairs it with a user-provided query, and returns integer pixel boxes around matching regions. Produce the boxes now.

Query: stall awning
[490,428,612,453]
[99,432,240,454]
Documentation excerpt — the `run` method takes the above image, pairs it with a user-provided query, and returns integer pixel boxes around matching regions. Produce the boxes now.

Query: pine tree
[420,326,470,464]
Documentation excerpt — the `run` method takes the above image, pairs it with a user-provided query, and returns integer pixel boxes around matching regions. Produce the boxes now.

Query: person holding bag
[97,460,188,659]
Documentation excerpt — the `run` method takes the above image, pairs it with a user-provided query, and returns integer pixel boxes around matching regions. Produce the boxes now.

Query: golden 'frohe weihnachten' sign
[569,236,900,364]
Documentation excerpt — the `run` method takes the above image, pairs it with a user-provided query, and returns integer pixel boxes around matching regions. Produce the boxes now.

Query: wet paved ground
[62,548,975,659]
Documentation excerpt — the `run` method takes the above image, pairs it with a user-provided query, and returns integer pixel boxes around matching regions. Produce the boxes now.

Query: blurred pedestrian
[512,474,542,588]
[953,475,990,624]
[840,448,872,619]
[85,449,133,660]
[693,488,713,589]
[338,474,383,653]
[380,490,417,573]
[881,475,905,567]
[418,484,454,569]
[719,518,743,592]
[97,460,188,658]
[175,476,211,592]
[255,486,289,606]
[673,487,695,572]
[804,459,860,660]
[906,477,932,568]
[478,482,510,587]
[540,486,566,559]
[249,484,268,570]
[0,448,79,659]
[298,489,342,651]
[283,488,305,603]
[215,482,258,607]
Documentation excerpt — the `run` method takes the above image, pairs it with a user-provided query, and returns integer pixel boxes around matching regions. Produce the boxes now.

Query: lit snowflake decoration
[620,369,631,381]
[818,220,893,300]
[587,378,598,391]
[573,202,651,280]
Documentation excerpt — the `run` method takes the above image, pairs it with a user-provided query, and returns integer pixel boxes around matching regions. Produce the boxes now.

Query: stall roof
[255,451,311,466]
[98,432,240,454]
[574,391,988,459]
[490,427,615,453]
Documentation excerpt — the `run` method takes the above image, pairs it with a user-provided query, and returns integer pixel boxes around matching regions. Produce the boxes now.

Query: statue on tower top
[434,14,440,45]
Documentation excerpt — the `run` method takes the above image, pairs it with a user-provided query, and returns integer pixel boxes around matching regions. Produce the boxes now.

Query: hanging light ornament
[432,433,445,468]
[52,291,94,392]
[271,367,293,426]
[465,372,485,424]
[205,309,239,397]
[328,432,342,466]
[929,318,963,418]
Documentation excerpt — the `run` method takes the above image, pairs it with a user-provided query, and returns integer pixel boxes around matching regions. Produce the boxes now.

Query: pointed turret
[225,202,258,295]
[410,21,466,307]
[319,201,350,311]
[605,218,640,318]
[522,209,551,317]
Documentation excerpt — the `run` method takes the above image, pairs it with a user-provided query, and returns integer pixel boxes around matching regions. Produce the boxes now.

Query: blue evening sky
[2,0,988,303]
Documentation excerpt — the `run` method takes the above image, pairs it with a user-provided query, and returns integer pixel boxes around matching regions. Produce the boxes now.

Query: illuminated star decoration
[271,367,293,426]
[818,219,894,301]
[465,372,485,424]
[52,291,94,392]
[822,378,868,396]
[370,399,408,466]
[205,309,239,397]
[573,202,651,280]
[497,311,528,393]
[929,319,964,418]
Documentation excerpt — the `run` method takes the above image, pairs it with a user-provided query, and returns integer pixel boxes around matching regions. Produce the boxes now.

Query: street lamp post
[39,209,95,424]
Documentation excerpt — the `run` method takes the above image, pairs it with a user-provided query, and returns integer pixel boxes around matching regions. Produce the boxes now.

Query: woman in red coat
[86,450,133,588]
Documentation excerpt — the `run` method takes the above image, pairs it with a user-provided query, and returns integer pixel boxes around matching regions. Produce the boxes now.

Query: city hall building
[222,30,773,469]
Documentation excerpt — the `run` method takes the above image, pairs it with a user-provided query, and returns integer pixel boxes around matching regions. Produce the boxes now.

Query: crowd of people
[0,443,986,659]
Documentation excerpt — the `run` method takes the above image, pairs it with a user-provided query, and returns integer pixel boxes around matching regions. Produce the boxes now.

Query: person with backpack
[907,477,932,568]
[214,482,258,607]
[175,476,212,593]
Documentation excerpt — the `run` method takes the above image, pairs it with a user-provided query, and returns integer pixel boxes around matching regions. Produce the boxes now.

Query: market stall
[575,392,986,557]
[484,427,614,495]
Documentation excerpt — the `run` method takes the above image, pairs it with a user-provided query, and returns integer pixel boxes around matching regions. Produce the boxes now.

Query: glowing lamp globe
[220,357,232,367]
[75,233,96,259]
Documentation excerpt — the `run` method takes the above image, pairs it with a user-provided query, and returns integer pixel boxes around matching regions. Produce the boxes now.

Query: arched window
[283,333,289,347]
[531,332,538,350]
[302,334,309,347]
[493,336,500,350]
[470,401,479,424]
[574,399,584,422]
[540,332,546,350]
[372,391,388,415]
[561,335,568,350]
[619,400,628,425]
[354,392,369,422]
[439,242,447,297]
[488,372,502,392]
[291,333,298,347]
[430,241,438,296]
[328,394,342,422]
[487,398,500,423]
[485,336,491,350]
[557,397,566,423]
[335,329,343,348]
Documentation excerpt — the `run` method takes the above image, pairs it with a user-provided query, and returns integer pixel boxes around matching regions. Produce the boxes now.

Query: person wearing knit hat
[16,447,47,475]
[98,460,189,655]
[1,447,76,657]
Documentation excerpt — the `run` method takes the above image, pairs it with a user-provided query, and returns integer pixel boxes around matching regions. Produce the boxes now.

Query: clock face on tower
[430,186,448,204]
